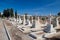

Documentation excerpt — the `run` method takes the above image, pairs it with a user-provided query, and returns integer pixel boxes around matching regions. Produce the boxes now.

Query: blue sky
[0,0,60,15]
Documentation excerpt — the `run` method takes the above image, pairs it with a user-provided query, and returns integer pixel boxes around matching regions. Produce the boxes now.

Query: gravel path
[0,19,8,40]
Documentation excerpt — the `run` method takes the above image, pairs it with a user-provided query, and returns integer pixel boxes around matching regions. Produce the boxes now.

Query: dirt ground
[4,20,22,40]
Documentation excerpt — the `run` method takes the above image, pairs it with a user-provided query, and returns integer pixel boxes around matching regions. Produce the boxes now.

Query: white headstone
[23,15,26,25]
[32,16,33,24]
[56,17,59,26]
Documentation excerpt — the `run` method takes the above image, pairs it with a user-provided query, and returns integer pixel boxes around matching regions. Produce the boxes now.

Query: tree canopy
[0,12,1,17]
[57,12,60,16]
[15,11,17,18]
[3,8,14,18]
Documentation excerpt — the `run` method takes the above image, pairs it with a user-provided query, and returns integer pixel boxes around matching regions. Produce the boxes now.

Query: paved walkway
[0,19,8,40]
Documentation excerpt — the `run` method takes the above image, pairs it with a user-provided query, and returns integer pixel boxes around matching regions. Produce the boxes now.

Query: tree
[15,11,17,18]
[57,12,60,16]
[33,16,35,20]
[3,9,10,17]
[0,12,1,17]
[9,8,14,17]
[3,8,14,18]
[25,13,28,20]
[42,17,45,21]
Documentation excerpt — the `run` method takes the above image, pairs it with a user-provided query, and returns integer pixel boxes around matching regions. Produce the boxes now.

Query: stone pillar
[55,17,60,32]
[56,17,59,26]
[14,13,15,18]
[19,15,22,23]
[17,15,18,22]
[49,14,56,33]
[38,16,40,22]
[19,15,20,20]
[50,14,52,24]
[37,16,40,25]
[35,16,40,28]
[35,16,37,28]
[32,16,33,24]
[23,15,26,25]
